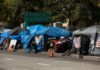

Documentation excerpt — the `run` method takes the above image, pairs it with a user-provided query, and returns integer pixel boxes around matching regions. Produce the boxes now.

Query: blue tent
[7,25,47,52]
[37,27,71,38]
[4,25,71,53]
[36,27,71,52]
[22,25,47,52]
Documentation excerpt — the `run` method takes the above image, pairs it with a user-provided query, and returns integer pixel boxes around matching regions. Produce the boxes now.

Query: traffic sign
[24,12,50,22]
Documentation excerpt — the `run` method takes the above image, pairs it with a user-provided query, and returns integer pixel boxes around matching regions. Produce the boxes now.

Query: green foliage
[0,0,100,28]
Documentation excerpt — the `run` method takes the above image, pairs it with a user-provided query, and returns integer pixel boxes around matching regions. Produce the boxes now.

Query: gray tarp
[73,25,100,55]
[10,27,24,35]
[73,25,100,35]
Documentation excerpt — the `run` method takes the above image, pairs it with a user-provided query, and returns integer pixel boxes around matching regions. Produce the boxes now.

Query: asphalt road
[0,52,100,70]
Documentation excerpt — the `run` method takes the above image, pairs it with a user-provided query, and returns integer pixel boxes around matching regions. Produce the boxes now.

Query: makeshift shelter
[23,25,71,52]
[0,31,10,49]
[73,25,100,55]
[37,27,71,52]
[0,25,71,53]
[21,25,47,52]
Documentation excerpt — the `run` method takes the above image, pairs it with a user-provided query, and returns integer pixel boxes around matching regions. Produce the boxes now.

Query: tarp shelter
[23,25,71,52]
[0,31,10,49]
[1,25,71,53]
[37,27,71,52]
[73,25,100,55]
[21,25,47,52]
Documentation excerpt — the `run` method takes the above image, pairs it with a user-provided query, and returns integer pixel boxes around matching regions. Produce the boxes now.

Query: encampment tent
[73,25,100,55]
[21,25,47,52]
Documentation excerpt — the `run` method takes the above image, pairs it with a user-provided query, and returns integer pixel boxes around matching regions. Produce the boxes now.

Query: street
[0,52,100,70]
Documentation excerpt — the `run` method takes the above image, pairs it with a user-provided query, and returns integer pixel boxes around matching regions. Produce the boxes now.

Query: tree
[0,0,100,29]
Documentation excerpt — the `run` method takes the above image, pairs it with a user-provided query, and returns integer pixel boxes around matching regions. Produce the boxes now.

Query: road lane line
[37,63,51,66]
[5,58,14,61]
[56,61,68,63]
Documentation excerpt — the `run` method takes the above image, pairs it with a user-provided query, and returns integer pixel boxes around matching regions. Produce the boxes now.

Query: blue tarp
[27,24,47,35]
[9,35,20,40]
[0,25,71,52]
[36,27,71,52]
[22,34,35,53]
[8,30,33,52]
[1,31,10,38]
[9,31,28,41]
[21,25,47,52]
[22,25,71,52]
[0,31,10,45]
[37,27,71,38]
[19,31,28,43]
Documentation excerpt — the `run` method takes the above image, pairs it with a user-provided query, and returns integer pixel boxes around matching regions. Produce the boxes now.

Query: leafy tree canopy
[0,0,100,29]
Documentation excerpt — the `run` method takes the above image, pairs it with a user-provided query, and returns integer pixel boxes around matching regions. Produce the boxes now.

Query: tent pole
[93,33,98,51]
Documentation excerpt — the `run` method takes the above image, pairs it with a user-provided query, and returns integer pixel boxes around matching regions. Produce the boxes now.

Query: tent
[36,27,71,52]
[21,25,47,52]
[24,25,71,52]
[73,25,100,55]
[73,25,100,39]
[0,25,71,53]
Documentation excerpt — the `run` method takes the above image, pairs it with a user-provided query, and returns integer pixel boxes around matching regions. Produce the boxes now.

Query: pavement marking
[37,63,51,66]
[56,61,69,63]
[5,58,14,61]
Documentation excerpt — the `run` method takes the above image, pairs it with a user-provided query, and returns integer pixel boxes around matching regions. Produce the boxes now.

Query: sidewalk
[41,52,100,61]
[70,54,100,61]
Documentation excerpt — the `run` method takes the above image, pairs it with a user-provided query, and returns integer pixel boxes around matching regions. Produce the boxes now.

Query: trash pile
[0,24,72,54]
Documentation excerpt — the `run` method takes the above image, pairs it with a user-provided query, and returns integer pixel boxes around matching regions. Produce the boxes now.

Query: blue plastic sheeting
[9,35,20,40]
[22,34,35,52]
[19,31,28,43]
[21,25,47,52]
[1,31,10,38]
[36,27,71,52]
[19,31,27,36]
[0,31,10,45]
[27,24,47,35]
[13,31,34,52]
[9,31,31,52]
[37,27,71,38]
[23,25,71,52]
[9,31,27,41]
